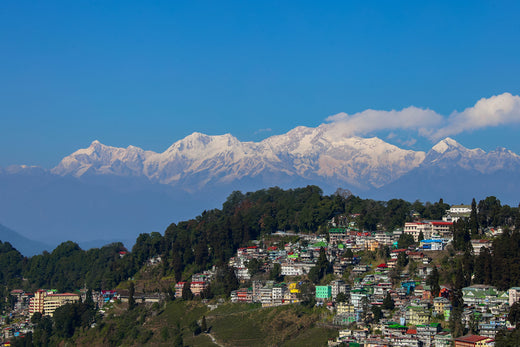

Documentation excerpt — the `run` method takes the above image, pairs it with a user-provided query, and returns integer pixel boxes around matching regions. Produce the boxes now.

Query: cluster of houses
[1,204,515,346]
[1,288,120,343]
[216,207,512,346]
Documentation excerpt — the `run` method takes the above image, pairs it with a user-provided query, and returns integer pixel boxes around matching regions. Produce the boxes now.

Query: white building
[404,221,452,241]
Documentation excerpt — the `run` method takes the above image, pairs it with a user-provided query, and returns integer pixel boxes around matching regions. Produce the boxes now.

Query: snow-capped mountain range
[2,127,520,250]
[50,129,520,192]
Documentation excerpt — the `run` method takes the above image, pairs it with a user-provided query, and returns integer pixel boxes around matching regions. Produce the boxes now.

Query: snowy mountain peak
[431,137,463,154]
[49,127,520,192]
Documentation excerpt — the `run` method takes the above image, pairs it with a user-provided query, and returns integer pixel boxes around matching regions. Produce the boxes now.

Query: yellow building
[288,282,300,294]
[29,290,80,317]
[406,306,430,326]
[365,239,380,252]
[433,297,450,315]
[336,302,355,315]
[44,293,80,316]
[29,290,46,316]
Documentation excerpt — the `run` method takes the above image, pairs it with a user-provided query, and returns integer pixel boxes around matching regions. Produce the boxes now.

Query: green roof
[388,324,407,329]
[329,228,346,233]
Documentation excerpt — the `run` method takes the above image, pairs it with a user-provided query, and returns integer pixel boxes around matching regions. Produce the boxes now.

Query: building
[29,290,46,317]
[443,205,471,223]
[406,306,430,326]
[433,297,451,318]
[329,228,348,245]
[189,281,208,296]
[29,290,80,317]
[43,293,81,316]
[470,240,492,256]
[453,334,494,347]
[404,221,453,241]
[420,239,446,251]
[509,287,520,306]
[336,302,355,315]
[330,280,348,300]
[315,285,332,301]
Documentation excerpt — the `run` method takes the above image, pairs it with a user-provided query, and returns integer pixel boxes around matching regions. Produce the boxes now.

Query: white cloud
[322,106,443,138]
[321,93,520,142]
[431,93,520,139]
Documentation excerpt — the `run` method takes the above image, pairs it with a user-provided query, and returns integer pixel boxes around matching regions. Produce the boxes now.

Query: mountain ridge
[48,131,520,193]
[50,130,432,190]
[2,130,520,248]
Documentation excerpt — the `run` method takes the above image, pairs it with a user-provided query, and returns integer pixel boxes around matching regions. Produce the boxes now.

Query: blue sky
[1,1,520,167]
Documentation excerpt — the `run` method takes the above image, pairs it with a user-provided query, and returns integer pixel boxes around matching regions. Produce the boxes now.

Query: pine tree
[128,282,136,310]
[182,282,193,300]
[426,267,441,297]
[470,198,479,236]
[201,315,207,333]
[382,292,395,310]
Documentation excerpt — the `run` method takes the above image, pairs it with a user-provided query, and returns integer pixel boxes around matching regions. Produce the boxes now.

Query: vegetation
[2,187,520,344]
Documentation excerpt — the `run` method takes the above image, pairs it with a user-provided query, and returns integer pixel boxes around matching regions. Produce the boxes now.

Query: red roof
[406,328,417,334]
[431,222,453,226]
[454,335,493,343]
[377,263,388,268]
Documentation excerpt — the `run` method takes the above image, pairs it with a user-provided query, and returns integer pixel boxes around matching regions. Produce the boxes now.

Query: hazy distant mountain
[373,138,520,203]
[0,223,50,256]
[2,129,520,247]
[0,167,217,249]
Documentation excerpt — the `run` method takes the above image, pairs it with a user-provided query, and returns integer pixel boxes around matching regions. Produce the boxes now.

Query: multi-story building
[315,285,332,301]
[281,262,304,276]
[235,267,251,281]
[272,285,285,305]
[453,334,494,347]
[330,280,348,300]
[329,228,349,246]
[416,323,442,347]
[404,221,453,241]
[29,290,80,317]
[189,281,208,296]
[336,302,355,315]
[43,293,80,317]
[470,240,493,256]
[509,287,520,306]
[29,290,46,317]
[374,232,395,246]
[406,306,430,326]
[433,297,451,317]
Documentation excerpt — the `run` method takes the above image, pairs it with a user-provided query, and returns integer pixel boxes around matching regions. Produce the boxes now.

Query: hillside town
[0,204,517,346]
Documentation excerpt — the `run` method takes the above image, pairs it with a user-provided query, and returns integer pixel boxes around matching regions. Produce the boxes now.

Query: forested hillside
[1,186,520,345]
[1,186,519,295]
